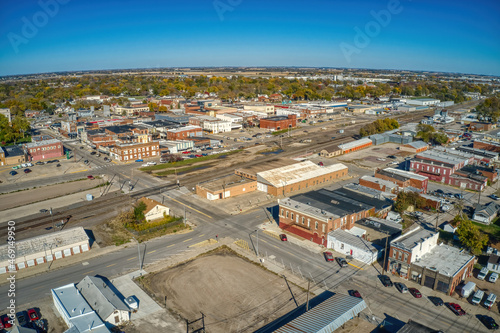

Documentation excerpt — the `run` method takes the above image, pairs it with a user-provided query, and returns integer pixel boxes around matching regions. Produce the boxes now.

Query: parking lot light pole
[254,229,260,258]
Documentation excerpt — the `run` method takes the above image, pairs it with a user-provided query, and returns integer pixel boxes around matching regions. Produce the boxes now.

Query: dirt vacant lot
[140,247,311,333]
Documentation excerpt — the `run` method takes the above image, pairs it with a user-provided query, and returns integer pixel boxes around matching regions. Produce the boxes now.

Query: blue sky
[0,0,499,76]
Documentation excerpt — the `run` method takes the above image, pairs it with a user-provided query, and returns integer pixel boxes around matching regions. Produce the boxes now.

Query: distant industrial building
[374,168,428,193]
[406,98,440,106]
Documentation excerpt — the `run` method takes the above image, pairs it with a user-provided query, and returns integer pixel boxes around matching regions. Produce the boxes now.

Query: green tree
[455,218,488,255]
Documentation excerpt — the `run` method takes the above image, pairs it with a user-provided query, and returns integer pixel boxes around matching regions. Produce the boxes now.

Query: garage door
[424,276,435,289]
[436,280,449,293]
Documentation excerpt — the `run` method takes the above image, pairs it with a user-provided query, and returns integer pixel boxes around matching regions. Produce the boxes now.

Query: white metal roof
[338,138,372,150]
[274,293,367,333]
[257,161,348,187]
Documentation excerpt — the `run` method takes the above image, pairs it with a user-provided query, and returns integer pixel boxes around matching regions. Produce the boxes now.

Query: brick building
[279,188,386,246]
[410,148,487,191]
[256,161,348,197]
[410,244,475,295]
[468,122,495,132]
[374,168,428,193]
[196,175,258,200]
[259,114,297,131]
[25,139,64,162]
[109,141,160,162]
[473,139,500,153]
[24,110,41,118]
[359,175,398,194]
[166,126,203,141]
[387,227,438,280]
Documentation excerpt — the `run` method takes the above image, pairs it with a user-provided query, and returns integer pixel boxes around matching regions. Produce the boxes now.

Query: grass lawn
[472,216,500,241]
[140,149,242,172]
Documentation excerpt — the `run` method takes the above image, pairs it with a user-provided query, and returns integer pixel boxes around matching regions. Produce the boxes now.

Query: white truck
[460,281,476,298]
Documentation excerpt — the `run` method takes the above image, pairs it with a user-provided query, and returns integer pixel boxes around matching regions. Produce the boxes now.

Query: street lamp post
[132,237,142,271]
[255,229,260,258]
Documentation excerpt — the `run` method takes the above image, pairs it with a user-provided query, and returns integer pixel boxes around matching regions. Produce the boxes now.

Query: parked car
[24,168,31,173]
[16,311,28,327]
[135,159,143,162]
[489,272,499,283]
[489,194,499,200]
[56,163,61,167]
[428,296,444,306]
[90,151,96,155]
[83,160,89,164]
[349,290,362,298]
[9,170,17,176]
[447,302,466,316]
[323,251,334,262]
[478,267,489,280]
[336,257,348,268]
[395,282,408,293]
[484,293,497,310]
[141,163,149,167]
[409,288,422,298]
[441,205,451,212]
[379,275,393,287]
[35,161,44,165]
[279,234,287,241]
[39,209,48,213]
[27,308,39,321]
[436,189,444,194]
[87,175,95,180]
[1,314,12,328]
[478,315,499,330]
[454,193,464,199]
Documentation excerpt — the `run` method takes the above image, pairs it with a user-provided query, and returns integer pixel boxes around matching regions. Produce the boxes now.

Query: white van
[484,293,497,309]
[472,289,485,305]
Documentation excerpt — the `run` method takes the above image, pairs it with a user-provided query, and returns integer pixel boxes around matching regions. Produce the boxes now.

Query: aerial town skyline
[1,0,499,76]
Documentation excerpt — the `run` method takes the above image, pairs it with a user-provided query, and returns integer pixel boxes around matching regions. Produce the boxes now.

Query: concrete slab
[112,270,162,321]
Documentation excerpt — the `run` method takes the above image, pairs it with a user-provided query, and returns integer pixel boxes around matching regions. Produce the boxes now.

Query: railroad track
[0,184,178,238]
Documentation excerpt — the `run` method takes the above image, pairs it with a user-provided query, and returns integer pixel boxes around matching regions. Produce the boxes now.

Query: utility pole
[306,280,311,311]
[132,237,142,271]
[255,229,260,257]
[184,206,187,227]
[382,231,389,274]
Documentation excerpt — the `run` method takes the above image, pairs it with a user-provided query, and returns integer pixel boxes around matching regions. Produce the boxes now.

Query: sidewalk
[0,242,124,286]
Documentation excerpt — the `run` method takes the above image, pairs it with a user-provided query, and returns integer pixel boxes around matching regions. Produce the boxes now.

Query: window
[286,211,289,218]
[291,213,294,220]
[393,250,397,258]
[307,219,310,228]
[404,253,408,262]
[315,222,318,229]
[398,252,402,260]
[281,209,284,216]
[322,224,325,233]
[302,217,305,224]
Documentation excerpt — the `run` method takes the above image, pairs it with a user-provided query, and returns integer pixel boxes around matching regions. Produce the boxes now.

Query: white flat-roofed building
[0,227,89,275]
[406,98,441,106]
[216,113,243,123]
[410,244,475,295]
[52,283,110,333]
